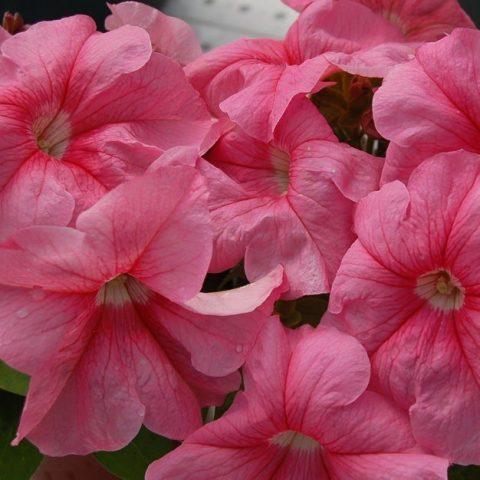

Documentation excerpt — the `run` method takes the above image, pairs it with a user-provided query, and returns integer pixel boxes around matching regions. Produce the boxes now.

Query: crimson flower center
[270,430,320,452]
[33,110,71,159]
[415,269,464,311]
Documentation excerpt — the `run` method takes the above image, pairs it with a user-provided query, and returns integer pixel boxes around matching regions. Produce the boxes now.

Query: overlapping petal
[203,97,381,297]
[146,320,448,480]
[75,166,213,303]
[106,1,202,65]
[153,267,286,377]
[0,15,214,240]
[283,0,473,41]
[329,152,480,463]
[0,1,475,472]
[188,0,471,141]
[0,166,287,455]
[374,28,480,183]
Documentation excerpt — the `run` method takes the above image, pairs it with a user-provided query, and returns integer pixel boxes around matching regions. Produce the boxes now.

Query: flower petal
[374,29,480,181]
[285,325,371,432]
[19,299,204,455]
[0,288,94,374]
[0,227,108,292]
[411,309,480,465]
[327,452,447,480]
[76,167,213,303]
[0,157,75,242]
[106,1,202,66]
[318,391,415,454]
[157,267,286,376]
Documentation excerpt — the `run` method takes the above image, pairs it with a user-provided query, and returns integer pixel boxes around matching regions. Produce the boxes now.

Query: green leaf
[94,427,176,480]
[0,361,29,396]
[449,464,480,479]
[0,390,43,480]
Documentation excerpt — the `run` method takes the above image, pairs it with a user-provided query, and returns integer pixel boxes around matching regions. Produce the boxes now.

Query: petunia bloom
[328,151,480,464]
[199,97,382,299]
[146,320,448,480]
[374,28,480,184]
[282,0,472,43]
[105,1,202,66]
[0,15,215,242]
[0,166,285,456]
[186,0,472,142]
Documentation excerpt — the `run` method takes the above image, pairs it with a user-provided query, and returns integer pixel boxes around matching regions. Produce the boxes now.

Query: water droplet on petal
[235,344,243,353]
[16,309,28,319]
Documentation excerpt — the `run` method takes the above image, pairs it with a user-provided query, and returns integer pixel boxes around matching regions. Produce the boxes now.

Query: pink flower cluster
[0,0,478,478]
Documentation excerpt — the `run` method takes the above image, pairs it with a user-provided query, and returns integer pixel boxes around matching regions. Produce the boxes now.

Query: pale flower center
[96,275,150,307]
[270,147,290,195]
[415,269,464,311]
[33,110,71,159]
[270,430,320,452]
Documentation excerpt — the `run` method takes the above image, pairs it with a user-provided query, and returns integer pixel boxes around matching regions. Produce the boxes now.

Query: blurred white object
[161,0,297,50]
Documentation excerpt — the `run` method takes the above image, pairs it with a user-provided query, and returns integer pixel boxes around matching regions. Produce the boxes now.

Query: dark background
[461,0,480,25]
[0,0,158,29]
[0,0,479,29]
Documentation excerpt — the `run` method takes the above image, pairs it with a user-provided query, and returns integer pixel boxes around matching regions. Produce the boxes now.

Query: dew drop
[235,344,244,353]
[16,309,28,319]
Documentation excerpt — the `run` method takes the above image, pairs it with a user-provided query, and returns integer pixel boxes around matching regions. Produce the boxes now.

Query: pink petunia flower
[282,0,472,43]
[186,0,472,142]
[0,15,215,242]
[374,28,480,184]
[146,319,448,480]
[328,151,480,464]
[105,1,202,66]
[199,97,382,299]
[0,166,285,456]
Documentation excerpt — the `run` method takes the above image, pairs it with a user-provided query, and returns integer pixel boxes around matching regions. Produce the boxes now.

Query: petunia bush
[0,1,479,479]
